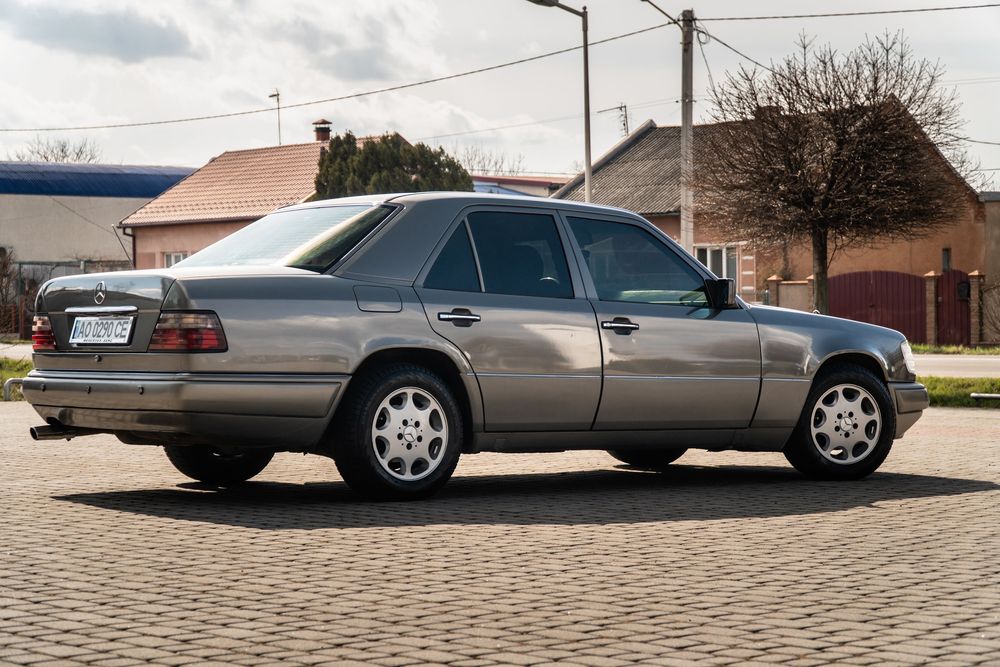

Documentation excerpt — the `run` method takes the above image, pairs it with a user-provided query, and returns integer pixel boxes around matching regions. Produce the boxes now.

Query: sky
[0,0,997,187]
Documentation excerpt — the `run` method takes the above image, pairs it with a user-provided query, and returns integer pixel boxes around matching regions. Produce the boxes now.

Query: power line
[699,3,1000,21]
[961,136,1000,146]
[696,25,775,73]
[0,22,673,134]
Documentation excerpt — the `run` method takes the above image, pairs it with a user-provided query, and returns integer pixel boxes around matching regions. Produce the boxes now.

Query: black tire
[331,363,463,500]
[783,364,896,480]
[164,446,273,484]
[607,448,687,470]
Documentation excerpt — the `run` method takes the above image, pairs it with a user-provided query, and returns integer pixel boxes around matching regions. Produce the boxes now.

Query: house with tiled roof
[120,122,336,269]
[553,119,988,307]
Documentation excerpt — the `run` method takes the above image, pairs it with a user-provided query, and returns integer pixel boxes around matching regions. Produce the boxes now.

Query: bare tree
[11,136,102,163]
[0,248,18,334]
[453,144,525,176]
[697,33,979,314]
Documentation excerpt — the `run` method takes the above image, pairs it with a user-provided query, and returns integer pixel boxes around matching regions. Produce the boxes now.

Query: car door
[415,207,602,432]
[564,214,761,430]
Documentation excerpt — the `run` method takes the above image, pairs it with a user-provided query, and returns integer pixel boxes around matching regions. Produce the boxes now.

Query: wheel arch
[813,351,889,383]
[338,346,481,451]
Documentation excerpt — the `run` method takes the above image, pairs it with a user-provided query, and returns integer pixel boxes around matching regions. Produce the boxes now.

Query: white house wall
[0,194,149,264]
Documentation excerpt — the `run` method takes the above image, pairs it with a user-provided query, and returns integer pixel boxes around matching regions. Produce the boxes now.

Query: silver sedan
[24,193,928,499]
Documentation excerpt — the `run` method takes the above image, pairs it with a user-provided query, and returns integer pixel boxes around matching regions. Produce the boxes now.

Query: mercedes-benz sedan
[24,192,928,499]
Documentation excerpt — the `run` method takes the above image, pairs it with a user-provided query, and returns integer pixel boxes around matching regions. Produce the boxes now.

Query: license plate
[69,316,135,345]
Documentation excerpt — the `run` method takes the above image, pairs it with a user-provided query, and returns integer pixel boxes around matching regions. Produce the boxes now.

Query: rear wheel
[331,364,462,500]
[784,365,895,480]
[164,446,273,484]
[607,448,687,470]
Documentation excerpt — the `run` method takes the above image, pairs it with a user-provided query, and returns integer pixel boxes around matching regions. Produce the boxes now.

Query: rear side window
[567,217,707,306]
[467,211,573,299]
[424,224,481,292]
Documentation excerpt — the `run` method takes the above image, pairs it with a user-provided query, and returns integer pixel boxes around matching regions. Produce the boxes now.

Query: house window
[163,252,189,268]
[942,247,951,272]
[695,245,739,280]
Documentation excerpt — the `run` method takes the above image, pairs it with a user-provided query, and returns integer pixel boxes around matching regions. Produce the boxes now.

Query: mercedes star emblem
[94,281,106,305]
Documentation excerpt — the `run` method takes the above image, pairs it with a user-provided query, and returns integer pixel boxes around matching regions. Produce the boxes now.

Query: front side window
[568,217,707,306]
[176,204,393,272]
[466,211,573,299]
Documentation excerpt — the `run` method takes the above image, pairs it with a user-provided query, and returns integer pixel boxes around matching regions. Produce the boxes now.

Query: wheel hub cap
[809,383,882,465]
[370,386,449,482]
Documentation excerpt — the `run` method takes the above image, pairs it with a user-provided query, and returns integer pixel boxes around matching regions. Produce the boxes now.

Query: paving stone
[0,403,997,666]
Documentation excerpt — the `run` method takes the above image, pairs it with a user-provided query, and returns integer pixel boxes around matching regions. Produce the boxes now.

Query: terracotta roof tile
[120,142,324,227]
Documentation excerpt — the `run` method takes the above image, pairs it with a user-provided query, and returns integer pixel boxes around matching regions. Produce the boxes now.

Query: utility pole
[268,89,282,145]
[526,1,592,202]
[679,9,694,254]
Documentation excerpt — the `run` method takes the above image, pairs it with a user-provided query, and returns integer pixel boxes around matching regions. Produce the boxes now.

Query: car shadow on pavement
[55,464,999,530]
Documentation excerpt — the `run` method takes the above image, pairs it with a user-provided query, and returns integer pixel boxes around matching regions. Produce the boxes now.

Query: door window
[467,211,573,299]
[567,217,707,306]
[424,224,481,292]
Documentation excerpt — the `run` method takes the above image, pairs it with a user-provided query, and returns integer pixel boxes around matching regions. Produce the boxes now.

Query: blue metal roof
[0,161,194,198]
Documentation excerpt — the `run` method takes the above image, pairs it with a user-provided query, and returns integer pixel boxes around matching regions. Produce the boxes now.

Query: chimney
[313,118,332,142]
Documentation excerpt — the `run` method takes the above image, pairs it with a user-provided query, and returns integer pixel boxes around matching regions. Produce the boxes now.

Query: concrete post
[925,271,938,346]
[806,275,815,312]
[969,271,984,346]
[766,275,782,307]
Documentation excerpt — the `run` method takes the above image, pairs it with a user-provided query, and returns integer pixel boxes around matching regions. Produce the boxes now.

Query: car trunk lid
[38,272,175,353]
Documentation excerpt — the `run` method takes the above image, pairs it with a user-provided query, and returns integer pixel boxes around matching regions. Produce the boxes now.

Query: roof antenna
[268,89,282,145]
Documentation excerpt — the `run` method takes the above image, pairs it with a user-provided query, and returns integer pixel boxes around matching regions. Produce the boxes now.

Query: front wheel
[607,448,687,470]
[164,446,273,484]
[331,364,463,500]
[784,365,895,480]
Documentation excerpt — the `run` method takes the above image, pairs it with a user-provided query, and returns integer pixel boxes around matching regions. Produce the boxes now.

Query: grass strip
[911,344,1000,355]
[0,358,31,401]
[918,376,1000,408]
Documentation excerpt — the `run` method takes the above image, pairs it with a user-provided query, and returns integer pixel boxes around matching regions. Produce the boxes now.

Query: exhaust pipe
[29,424,100,441]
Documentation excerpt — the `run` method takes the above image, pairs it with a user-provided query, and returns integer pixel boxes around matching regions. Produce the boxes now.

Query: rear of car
[24,201,398,450]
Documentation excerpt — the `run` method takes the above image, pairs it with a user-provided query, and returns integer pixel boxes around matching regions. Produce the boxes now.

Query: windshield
[175,204,395,271]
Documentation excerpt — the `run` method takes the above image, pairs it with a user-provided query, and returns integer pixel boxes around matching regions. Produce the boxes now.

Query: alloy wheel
[370,386,449,481]
[809,383,882,465]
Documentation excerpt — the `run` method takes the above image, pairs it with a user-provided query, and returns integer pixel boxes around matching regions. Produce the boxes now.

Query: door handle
[601,318,640,334]
[438,309,481,327]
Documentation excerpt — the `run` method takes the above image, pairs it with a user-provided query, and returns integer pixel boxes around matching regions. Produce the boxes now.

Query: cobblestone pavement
[1,402,997,667]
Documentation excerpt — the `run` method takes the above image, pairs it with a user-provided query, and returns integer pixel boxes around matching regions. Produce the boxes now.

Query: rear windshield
[175,204,394,271]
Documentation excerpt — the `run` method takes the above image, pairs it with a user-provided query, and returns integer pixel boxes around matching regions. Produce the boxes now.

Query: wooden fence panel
[829,271,927,343]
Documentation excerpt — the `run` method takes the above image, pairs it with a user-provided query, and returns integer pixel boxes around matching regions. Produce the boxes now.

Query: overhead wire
[0,21,674,134]
[698,3,1000,21]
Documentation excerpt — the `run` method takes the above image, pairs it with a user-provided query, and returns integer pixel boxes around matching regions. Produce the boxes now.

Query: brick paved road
[1,402,997,667]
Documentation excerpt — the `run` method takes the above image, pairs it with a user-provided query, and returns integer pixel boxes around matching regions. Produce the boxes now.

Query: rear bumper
[890,381,929,438]
[23,370,349,449]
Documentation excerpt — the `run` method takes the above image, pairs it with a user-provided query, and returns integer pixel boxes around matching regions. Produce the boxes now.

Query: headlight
[900,341,917,375]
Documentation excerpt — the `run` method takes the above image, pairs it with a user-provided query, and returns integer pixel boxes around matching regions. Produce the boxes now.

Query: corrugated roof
[553,122,690,215]
[120,142,325,227]
[0,161,193,199]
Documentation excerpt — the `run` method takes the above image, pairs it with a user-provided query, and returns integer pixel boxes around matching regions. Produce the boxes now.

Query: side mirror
[705,278,738,309]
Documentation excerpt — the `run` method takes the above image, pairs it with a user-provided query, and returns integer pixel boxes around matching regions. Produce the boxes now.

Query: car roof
[277,191,641,218]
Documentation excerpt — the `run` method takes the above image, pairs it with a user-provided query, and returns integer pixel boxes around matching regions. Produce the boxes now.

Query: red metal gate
[936,269,970,345]
[829,271,926,343]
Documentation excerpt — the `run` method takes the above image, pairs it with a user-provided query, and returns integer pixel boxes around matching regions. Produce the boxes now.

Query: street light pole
[526,1,592,202]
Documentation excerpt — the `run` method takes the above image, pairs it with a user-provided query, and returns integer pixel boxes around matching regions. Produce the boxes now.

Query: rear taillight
[32,315,56,351]
[149,312,227,352]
